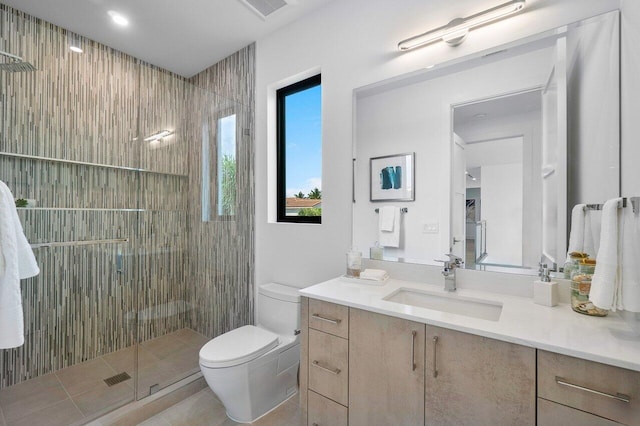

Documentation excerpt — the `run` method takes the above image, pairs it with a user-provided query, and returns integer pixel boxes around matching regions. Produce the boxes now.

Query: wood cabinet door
[349,308,425,426]
[425,326,536,425]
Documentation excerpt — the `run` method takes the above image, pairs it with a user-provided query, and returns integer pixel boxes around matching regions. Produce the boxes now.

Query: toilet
[199,283,301,423]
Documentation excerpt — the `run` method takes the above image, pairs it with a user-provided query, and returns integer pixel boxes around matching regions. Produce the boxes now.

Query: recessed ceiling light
[108,10,129,26]
[473,113,488,119]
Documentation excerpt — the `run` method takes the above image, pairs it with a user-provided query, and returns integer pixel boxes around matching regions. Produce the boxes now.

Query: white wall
[255,0,623,289]
[482,161,524,266]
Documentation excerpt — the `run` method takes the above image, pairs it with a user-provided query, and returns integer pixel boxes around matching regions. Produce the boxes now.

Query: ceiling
[453,89,543,126]
[1,0,333,77]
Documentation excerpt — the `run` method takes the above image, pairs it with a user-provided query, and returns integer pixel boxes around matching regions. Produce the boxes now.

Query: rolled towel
[360,269,389,282]
[620,205,640,312]
[590,198,622,311]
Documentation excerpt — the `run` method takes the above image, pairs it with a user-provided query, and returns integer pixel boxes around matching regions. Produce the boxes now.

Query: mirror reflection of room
[353,11,619,275]
[453,90,541,270]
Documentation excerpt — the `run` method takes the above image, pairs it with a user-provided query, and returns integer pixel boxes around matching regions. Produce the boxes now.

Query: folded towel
[379,206,400,248]
[379,206,395,232]
[360,269,389,281]
[590,198,622,311]
[0,181,40,349]
[620,205,640,312]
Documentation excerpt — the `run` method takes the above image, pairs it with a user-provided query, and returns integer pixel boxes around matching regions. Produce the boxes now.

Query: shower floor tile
[55,358,118,397]
[0,327,209,425]
[0,374,69,423]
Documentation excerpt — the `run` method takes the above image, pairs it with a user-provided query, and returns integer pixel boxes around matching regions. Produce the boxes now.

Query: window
[202,112,237,221]
[276,74,322,223]
[217,114,236,216]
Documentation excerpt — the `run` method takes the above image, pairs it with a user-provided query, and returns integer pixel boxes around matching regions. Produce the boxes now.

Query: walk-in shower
[0,4,254,425]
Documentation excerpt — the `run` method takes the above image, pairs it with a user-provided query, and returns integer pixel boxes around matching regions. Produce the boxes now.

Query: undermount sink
[383,287,503,321]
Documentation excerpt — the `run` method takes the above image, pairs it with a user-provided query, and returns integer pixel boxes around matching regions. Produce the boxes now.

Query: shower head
[0,50,37,72]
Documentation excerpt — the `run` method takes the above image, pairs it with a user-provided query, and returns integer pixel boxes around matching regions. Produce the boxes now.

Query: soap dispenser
[533,263,558,307]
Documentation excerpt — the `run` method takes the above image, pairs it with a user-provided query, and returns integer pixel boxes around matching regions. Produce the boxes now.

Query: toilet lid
[199,325,279,368]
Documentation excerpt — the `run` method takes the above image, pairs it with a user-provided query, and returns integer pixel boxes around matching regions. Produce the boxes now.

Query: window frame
[276,74,322,224]
[202,107,238,223]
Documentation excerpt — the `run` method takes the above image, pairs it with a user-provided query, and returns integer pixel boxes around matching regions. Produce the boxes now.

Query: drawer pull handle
[312,360,341,375]
[411,330,417,371]
[433,336,439,378]
[555,377,631,403]
[311,313,342,324]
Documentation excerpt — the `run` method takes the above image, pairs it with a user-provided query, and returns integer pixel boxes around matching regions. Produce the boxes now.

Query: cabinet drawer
[309,299,349,339]
[538,398,622,425]
[309,328,348,406]
[538,351,640,424]
[308,390,348,426]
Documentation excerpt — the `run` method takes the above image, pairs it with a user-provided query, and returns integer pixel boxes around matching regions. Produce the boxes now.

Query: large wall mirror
[353,11,620,275]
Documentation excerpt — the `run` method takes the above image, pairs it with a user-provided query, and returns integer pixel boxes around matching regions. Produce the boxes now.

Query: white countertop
[300,277,640,372]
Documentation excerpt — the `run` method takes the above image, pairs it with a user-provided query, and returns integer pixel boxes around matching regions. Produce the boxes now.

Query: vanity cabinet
[425,325,536,425]
[303,297,350,426]
[537,350,640,425]
[349,308,425,425]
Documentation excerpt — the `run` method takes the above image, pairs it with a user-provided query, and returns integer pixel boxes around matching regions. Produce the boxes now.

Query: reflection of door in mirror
[453,90,542,270]
[451,133,466,262]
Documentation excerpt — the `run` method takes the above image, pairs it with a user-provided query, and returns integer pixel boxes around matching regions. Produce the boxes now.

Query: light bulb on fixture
[143,130,174,143]
[68,33,83,53]
[398,0,525,51]
[108,10,130,27]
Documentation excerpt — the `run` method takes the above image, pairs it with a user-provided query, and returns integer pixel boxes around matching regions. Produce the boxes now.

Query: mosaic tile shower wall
[188,45,255,339]
[0,4,255,389]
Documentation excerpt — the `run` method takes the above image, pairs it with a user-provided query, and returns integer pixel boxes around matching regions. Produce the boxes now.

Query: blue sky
[285,85,322,197]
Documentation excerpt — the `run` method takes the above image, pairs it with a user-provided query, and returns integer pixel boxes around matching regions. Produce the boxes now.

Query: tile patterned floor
[0,328,209,426]
[139,389,302,426]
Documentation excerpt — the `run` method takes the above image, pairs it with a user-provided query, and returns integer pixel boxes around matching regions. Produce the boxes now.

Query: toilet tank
[257,283,301,336]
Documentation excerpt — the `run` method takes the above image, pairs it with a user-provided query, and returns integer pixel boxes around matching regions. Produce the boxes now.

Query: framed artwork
[370,153,415,202]
[466,199,476,222]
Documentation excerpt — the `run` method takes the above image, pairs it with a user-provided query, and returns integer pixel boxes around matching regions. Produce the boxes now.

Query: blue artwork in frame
[370,153,415,202]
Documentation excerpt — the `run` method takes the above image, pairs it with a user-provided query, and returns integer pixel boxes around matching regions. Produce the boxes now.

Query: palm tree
[308,188,321,199]
[294,191,306,199]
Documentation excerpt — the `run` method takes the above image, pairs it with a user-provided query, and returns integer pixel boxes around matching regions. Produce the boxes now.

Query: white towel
[378,206,400,248]
[360,269,389,282]
[590,198,622,311]
[566,204,596,262]
[0,181,40,349]
[620,205,640,312]
[379,206,395,232]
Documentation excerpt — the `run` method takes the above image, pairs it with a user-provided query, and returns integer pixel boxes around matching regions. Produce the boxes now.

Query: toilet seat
[199,325,279,368]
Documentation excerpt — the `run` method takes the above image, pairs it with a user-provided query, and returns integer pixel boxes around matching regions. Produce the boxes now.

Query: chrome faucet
[436,253,463,292]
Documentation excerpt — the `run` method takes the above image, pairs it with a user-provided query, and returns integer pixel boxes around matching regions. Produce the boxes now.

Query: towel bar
[375,208,408,213]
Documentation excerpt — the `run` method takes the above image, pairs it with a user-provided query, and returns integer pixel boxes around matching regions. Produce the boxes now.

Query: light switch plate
[423,223,439,233]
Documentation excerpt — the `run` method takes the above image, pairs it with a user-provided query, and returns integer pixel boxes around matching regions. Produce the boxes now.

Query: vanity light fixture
[68,33,83,53]
[398,0,526,51]
[144,130,174,143]
[108,10,130,27]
